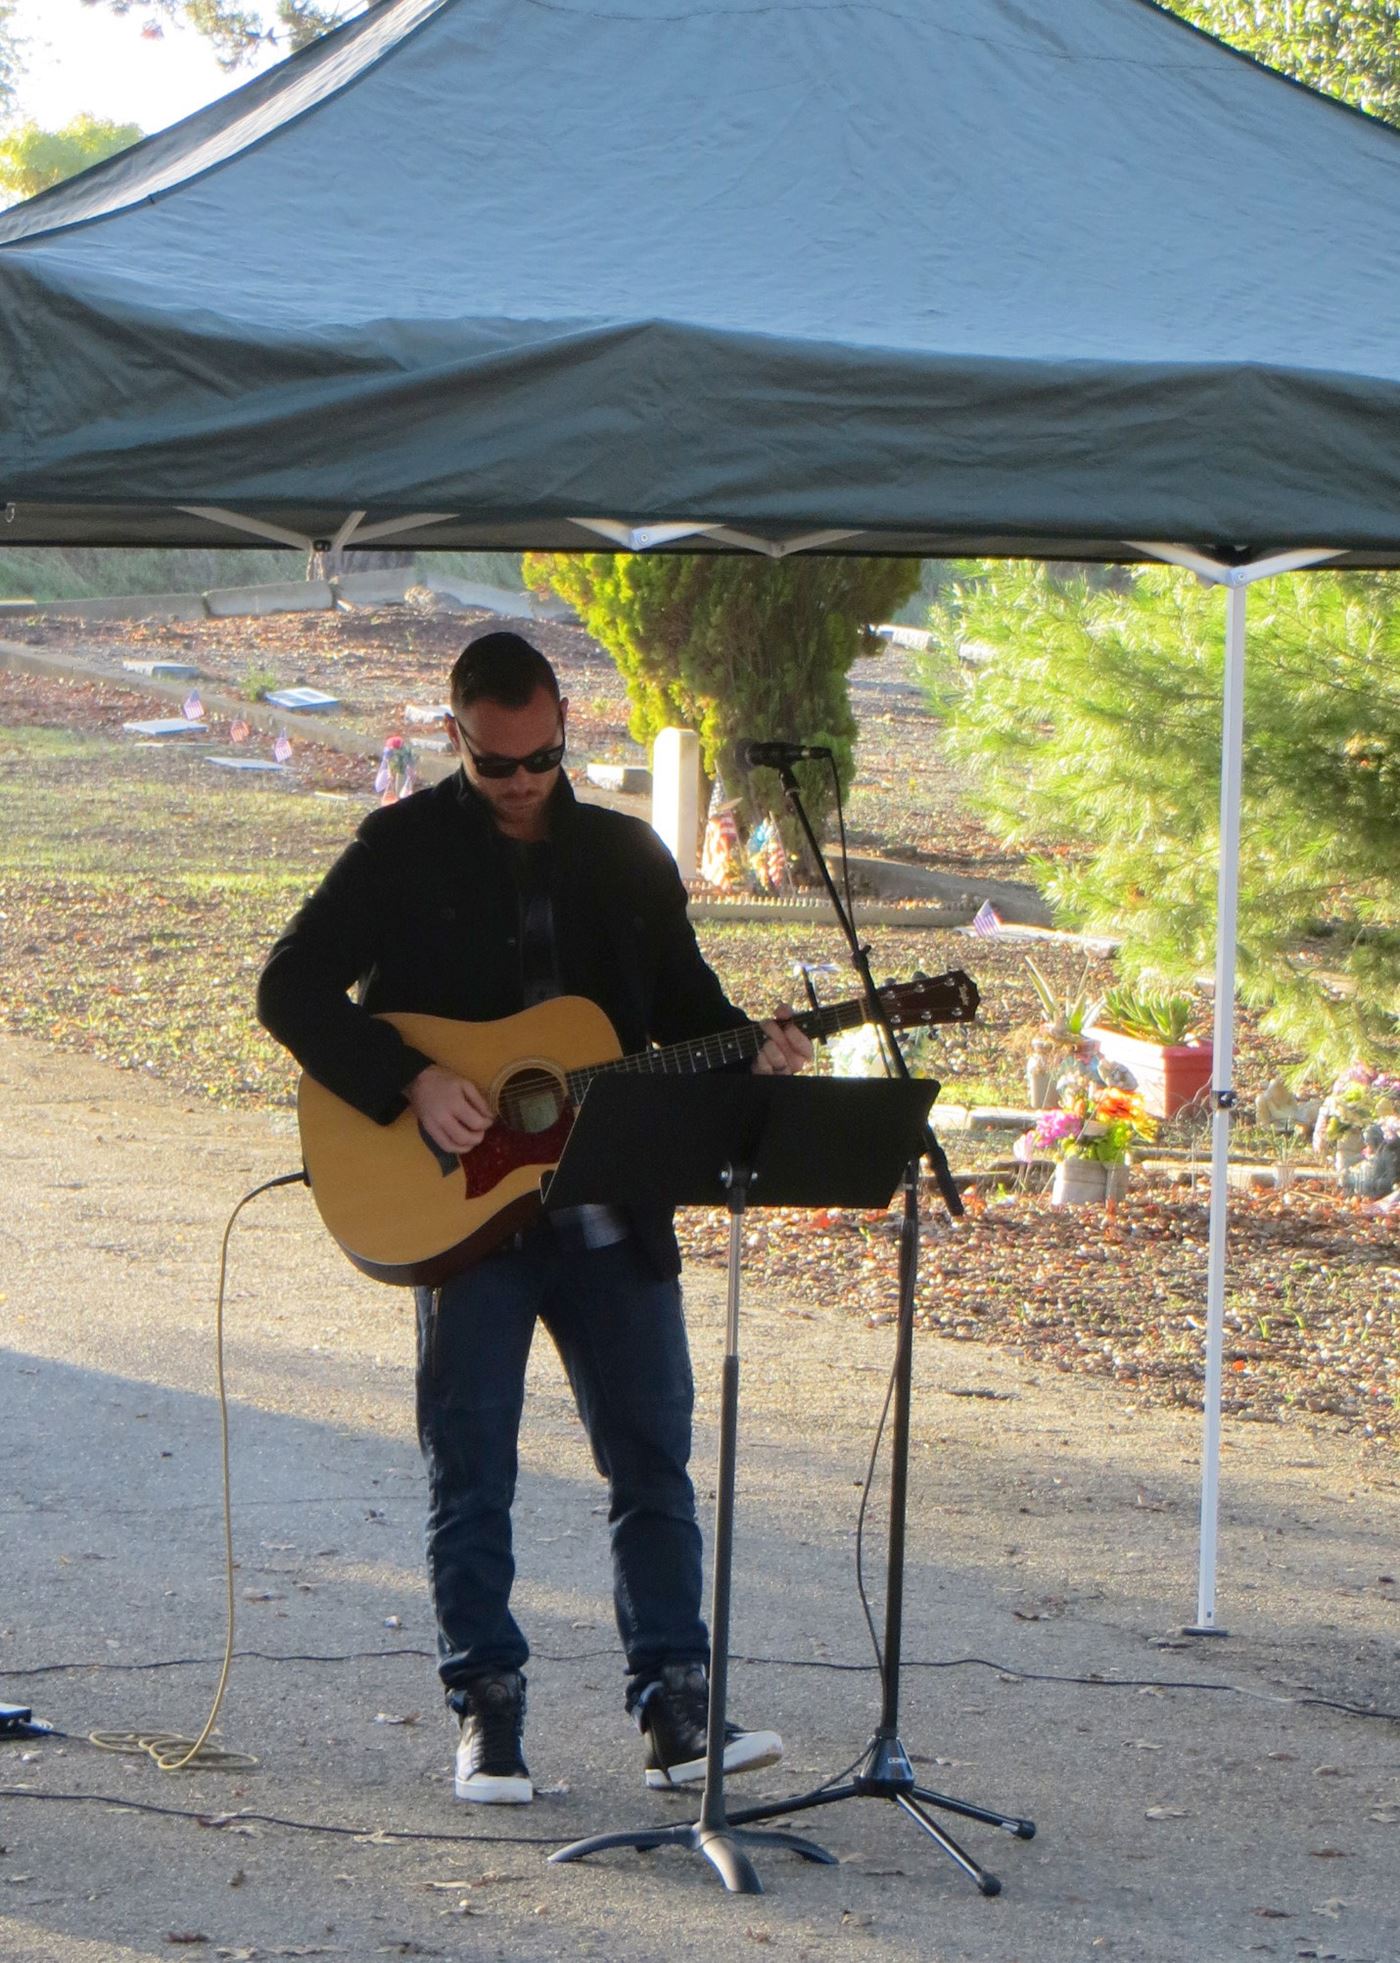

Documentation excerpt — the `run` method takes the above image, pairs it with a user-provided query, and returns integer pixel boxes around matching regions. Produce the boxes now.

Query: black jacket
[257,769,750,1275]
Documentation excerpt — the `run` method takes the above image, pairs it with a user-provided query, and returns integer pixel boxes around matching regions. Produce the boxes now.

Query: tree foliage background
[923,565,1400,1071]
[1170,2,1400,127]
[0,113,142,198]
[524,553,918,831]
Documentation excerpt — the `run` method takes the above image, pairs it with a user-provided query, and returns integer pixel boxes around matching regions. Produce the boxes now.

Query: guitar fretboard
[563,994,911,1100]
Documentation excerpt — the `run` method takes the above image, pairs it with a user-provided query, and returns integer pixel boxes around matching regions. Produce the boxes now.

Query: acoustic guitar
[297,970,978,1286]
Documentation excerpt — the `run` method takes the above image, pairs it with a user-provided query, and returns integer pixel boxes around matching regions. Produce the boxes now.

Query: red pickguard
[460,1108,576,1199]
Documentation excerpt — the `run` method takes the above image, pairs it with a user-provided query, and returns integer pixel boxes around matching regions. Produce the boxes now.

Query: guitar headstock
[878,969,980,1028]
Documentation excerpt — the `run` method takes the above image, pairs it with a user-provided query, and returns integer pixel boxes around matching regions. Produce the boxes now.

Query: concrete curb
[0,573,574,627]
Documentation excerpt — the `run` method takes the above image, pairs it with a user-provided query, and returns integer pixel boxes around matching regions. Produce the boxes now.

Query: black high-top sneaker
[453,1670,533,1804]
[637,1661,782,1790]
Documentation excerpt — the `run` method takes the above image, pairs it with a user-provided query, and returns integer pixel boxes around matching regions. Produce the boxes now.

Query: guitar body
[297,998,622,1287]
[295,971,977,1289]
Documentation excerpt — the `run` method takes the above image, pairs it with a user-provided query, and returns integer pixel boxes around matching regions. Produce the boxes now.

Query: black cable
[7,1644,1393,1722]
[852,1343,899,1695]
[0,1645,616,1678]
[0,1787,566,1846]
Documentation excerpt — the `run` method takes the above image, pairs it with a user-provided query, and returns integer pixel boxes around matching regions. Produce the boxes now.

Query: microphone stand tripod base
[730,759,1037,1897]
[728,1730,1035,1899]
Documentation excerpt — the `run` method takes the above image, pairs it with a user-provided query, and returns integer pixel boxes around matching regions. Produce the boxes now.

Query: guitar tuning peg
[914,969,928,981]
[882,977,896,990]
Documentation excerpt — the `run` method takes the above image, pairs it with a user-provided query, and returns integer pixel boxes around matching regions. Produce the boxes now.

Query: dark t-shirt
[509,839,627,1251]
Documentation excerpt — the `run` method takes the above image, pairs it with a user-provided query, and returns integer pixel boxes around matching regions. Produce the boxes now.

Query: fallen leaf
[373,1711,420,1726]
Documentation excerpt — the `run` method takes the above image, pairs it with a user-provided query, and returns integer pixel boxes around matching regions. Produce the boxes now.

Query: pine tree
[927,563,1400,1070]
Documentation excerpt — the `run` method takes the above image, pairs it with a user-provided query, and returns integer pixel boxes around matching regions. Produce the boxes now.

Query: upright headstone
[651,727,701,879]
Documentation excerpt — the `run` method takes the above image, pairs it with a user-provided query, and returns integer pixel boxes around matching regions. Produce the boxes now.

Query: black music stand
[546,1071,936,1895]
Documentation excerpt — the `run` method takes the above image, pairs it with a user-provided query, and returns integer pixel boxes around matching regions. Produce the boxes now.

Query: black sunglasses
[454,720,566,779]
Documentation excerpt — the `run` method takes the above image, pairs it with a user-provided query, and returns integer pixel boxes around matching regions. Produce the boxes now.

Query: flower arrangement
[1311,1063,1400,1154]
[375,734,418,805]
[1016,1082,1157,1166]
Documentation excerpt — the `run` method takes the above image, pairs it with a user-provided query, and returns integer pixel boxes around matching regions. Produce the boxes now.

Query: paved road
[2,1030,1397,1961]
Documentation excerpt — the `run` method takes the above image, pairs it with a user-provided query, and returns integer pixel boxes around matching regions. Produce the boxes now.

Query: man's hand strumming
[407,1065,496,1153]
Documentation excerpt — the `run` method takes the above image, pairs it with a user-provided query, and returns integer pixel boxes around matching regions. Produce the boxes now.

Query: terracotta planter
[1091,1027,1212,1120]
[1051,1158,1129,1207]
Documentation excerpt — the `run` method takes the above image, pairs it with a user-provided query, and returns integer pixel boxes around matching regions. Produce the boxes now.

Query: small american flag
[182,690,204,721]
[971,899,1002,938]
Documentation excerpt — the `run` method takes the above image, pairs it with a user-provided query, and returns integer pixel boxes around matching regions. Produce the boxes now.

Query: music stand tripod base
[545,1075,934,1894]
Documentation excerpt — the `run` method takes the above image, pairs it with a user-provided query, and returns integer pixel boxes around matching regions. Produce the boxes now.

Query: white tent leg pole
[1188,578,1247,1636]
[1134,544,1339,1635]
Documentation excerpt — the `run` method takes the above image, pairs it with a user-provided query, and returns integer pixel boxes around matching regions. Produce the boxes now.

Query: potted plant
[1091,986,1211,1120]
[1023,955,1105,1108]
[1014,1082,1157,1206]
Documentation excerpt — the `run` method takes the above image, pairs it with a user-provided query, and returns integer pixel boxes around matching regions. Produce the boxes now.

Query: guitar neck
[564,994,902,1099]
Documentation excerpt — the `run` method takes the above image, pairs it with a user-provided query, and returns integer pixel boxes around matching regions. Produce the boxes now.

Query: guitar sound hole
[497,1065,567,1135]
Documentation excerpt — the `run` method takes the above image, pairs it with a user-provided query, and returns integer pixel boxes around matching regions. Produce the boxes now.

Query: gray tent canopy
[0,0,1398,564]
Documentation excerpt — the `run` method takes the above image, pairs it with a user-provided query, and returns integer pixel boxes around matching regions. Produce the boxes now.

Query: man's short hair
[450,631,560,713]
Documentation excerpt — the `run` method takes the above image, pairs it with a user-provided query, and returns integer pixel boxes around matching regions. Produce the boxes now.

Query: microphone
[736,739,833,769]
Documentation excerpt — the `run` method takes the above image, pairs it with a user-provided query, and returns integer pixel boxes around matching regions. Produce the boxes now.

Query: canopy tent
[1,0,1398,1633]
[0,0,1397,563]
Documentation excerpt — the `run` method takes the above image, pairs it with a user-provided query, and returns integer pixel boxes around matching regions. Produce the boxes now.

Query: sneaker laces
[464,1678,524,1766]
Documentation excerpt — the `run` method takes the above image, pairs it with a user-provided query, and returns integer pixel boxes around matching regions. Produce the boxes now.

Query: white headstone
[651,727,701,879]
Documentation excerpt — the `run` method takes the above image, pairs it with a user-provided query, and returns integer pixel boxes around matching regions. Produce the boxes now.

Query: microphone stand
[726,763,1035,1896]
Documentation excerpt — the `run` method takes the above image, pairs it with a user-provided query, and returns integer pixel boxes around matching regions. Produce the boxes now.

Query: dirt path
[2,1028,1398,1963]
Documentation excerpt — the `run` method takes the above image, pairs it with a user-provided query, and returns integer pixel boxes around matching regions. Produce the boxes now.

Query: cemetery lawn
[1,661,1395,1444]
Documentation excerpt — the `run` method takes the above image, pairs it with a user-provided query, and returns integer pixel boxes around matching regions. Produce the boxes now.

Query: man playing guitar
[258,630,810,1805]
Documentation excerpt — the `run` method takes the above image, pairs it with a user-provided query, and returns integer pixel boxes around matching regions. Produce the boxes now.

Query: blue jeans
[415,1232,708,1712]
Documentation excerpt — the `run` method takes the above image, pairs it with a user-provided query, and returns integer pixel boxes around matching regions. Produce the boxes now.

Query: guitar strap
[509,840,629,1253]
